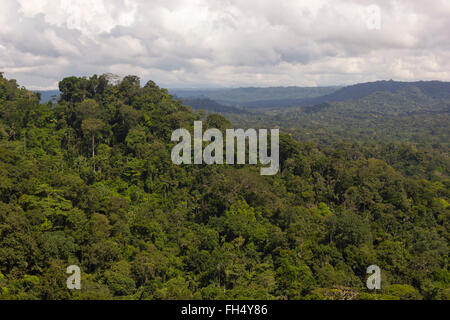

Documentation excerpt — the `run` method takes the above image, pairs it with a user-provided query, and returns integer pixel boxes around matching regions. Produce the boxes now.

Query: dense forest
[0,73,448,300]
[226,85,450,148]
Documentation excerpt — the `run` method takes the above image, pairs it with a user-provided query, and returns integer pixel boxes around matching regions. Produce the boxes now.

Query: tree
[81,118,105,159]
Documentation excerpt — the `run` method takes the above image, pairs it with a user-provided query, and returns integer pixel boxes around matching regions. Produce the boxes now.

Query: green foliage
[384,284,422,300]
[0,74,448,300]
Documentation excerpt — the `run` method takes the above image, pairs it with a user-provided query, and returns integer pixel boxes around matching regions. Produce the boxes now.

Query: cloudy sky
[0,0,449,90]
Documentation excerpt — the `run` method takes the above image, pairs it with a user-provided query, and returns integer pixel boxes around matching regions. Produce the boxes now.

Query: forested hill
[37,80,450,109]
[309,80,450,105]
[227,82,450,147]
[178,97,248,114]
[171,81,450,109]
[171,86,341,108]
[0,73,448,300]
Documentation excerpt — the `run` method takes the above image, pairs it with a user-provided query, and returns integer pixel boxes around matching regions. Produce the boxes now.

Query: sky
[0,0,450,90]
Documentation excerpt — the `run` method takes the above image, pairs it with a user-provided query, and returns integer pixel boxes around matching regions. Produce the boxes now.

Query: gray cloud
[0,0,449,89]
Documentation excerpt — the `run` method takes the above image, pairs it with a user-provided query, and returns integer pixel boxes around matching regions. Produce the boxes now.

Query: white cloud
[1,0,450,89]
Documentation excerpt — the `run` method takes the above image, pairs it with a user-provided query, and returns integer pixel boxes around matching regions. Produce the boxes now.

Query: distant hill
[310,80,450,104]
[180,97,249,114]
[170,86,341,108]
[172,81,450,109]
[35,81,450,113]
[169,88,229,99]
[227,81,450,147]
[302,85,450,115]
[204,86,342,106]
